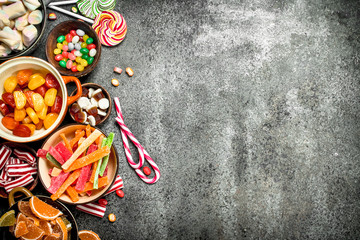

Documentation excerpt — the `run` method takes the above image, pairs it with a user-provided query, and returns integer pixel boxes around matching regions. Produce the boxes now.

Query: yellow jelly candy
[75,56,82,63]
[83,34,89,42]
[23,124,35,135]
[28,74,45,90]
[54,48,61,55]
[13,91,26,109]
[4,76,17,93]
[77,65,84,72]
[36,105,47,120]
[80,59,88,67]
[14,108,26,121]
[31,93,45,112]
[22,116,32,124]
[26,107,39,124]
[57,43,63,49]
[44,88,57,107]
[44,113,58,129]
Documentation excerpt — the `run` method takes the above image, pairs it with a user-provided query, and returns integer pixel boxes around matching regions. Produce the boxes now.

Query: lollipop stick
[48,0,77,6]
[47,4,94,24]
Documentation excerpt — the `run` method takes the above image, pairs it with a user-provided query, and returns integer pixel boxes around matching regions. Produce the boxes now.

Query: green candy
[59,60,66,68]
[87,57,94,65]
[80,48,89,54]
[86,38,94,45]
[57,35,65,43]
[81,54,89,61]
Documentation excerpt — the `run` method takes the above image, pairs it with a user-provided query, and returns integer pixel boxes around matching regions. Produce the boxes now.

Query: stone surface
[1,0,360,239]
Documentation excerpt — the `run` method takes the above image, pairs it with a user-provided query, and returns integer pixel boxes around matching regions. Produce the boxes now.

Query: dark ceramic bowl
[0,1,47,61]
[45,20,102,78]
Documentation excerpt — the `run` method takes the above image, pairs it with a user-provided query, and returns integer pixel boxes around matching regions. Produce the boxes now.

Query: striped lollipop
[77,0,116,19]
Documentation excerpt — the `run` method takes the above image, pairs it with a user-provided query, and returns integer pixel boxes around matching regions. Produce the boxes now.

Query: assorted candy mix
[70,87,110,126]
[1,69,62,137]
[53,29,97,73]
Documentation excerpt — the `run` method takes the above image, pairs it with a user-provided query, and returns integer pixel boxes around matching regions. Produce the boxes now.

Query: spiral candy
[92,10,127,46]
[77,0,116,19]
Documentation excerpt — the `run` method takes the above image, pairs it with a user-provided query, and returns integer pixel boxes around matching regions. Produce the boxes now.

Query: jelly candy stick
[93,137,107,189]
[46,153,62,169]
[51,169,81,201]
[66,185,79,202]
[80,176,108,193]
[99,132,114,177]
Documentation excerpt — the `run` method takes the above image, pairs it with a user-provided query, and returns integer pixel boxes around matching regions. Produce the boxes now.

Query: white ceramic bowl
[0,57,82,142]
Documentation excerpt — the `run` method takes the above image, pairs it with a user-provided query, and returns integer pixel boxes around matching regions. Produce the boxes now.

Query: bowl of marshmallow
[0,0,46,61]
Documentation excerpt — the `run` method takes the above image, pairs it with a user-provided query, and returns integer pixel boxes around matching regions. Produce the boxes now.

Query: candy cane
[114,97,160,184]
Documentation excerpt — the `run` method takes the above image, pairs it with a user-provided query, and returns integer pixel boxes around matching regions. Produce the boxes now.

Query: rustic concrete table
[1,0,360,239]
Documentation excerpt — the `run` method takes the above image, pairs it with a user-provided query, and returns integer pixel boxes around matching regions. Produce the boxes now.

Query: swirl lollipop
[77,0,116,19]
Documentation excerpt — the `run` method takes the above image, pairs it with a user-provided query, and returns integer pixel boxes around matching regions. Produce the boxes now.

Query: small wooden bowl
[45,20,101,78]
[0,143,38,199]
[38,124,119,205]
[69,83,112,126]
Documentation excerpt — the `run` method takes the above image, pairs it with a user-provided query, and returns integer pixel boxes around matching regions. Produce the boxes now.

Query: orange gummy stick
[85,125,91,138]
[51,169,81,201]
[65,186,79,202]
[79,176,109,193]
[70,130,85,148]
[95,134,104,147]
[60,133,73,153]
[64,146,110,173]
[89,162,98,183]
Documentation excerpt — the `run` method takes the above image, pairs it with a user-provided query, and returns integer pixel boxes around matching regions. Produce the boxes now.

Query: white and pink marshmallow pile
[0,144,37,193]
[0,0,43,57]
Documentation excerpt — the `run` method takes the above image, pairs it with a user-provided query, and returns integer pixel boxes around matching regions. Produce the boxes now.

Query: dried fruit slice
[27,216,40,226]
[29,196,63,221]
[14,220,29,238]
[18,201,38,219]
[44,233,61,240]
[78,230,101,240]
[0,210,15,227]
[17,212,28,223]
[21,219,45,240]
[39,220,53,235]
[53,217,68,240]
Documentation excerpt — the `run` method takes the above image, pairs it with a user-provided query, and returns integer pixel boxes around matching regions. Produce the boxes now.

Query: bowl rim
[38,123,119,205]
[45,20,102,78]
[69,82,112,126]
[0,56,70,143]
[0,0,47,61]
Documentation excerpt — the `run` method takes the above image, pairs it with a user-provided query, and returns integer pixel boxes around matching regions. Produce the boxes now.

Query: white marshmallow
[88,88,95,98]
[13,29,24,51]
[22,24,38,47]
[91,89,102,98]
[23,0,41,11]
[0,26,20,50]
[3,1,26,20]
[98,98,109,110]
[0,10,10,29]
[79,111,87,123]
[90,97,98,107]
[77,97,91,109]
[98,109,107,116]
[87,115,96,126]
[9,19,14,28]
[15,12,29,31]
[0,43,11,56]
[28,10,42,25]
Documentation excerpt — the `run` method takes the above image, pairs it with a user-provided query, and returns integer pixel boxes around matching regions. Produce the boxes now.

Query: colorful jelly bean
[57,35,65,43]
[55,54,63,61]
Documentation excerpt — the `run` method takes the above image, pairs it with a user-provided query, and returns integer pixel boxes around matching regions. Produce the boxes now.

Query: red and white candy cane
[114,97,160,184]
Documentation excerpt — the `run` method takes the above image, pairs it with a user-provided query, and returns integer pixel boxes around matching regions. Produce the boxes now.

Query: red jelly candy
[24,90,34,109]
[1,116,19,130]
[13,124,31,137]
[87,44,96,50]
[116,190,124,198]
[5,113,14,118]
[98,199,108,206]
[19,82,28,89]
[70,30,77,36]
[51,96,63,113]
[0,100,10,116]
[2,93,16,108]
[45,73,60,89]
[62,51,69,58]
[79,36,83,42]
[65,34,73,42]
[55,54,63,61]
[34,85,48,98]
[71,49,76,55]
[143,166,151,176]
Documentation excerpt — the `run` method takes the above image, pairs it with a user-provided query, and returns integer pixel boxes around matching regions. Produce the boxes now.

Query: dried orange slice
[14,220,29,238]
[53,217,68,240]
[21,219,45,240]
[44,233,61,240]
[78,230,101,240]
[39,220,53,235]
[17,212,28,223]
[29,196,63,221]
[18,201,38,219]
[27,216,40,226]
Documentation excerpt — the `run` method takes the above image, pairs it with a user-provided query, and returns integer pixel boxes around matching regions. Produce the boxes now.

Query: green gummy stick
[99,132,114,176]
[93,137,107,189]
[46,153,62,169]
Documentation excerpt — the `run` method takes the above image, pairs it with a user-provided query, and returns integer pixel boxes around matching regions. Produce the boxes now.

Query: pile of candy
[0,145,36,193]
[53,29,97,72]
[70,87,110,126]
[1,69,62,137]
[0,0,44,57]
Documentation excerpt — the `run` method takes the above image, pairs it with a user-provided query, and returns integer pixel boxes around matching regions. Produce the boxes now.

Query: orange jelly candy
[2,116,19,130]
[44,113,58,129]
[17,69,33,85]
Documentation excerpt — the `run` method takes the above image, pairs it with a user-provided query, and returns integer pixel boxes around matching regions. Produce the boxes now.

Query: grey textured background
[1,0,360,239]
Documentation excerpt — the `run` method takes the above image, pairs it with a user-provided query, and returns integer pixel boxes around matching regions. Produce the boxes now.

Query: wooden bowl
[69,83,112,126]
[45,20,101,78]
[0,1,47,61]
[38,124,119,205]
[0,143,38,199]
